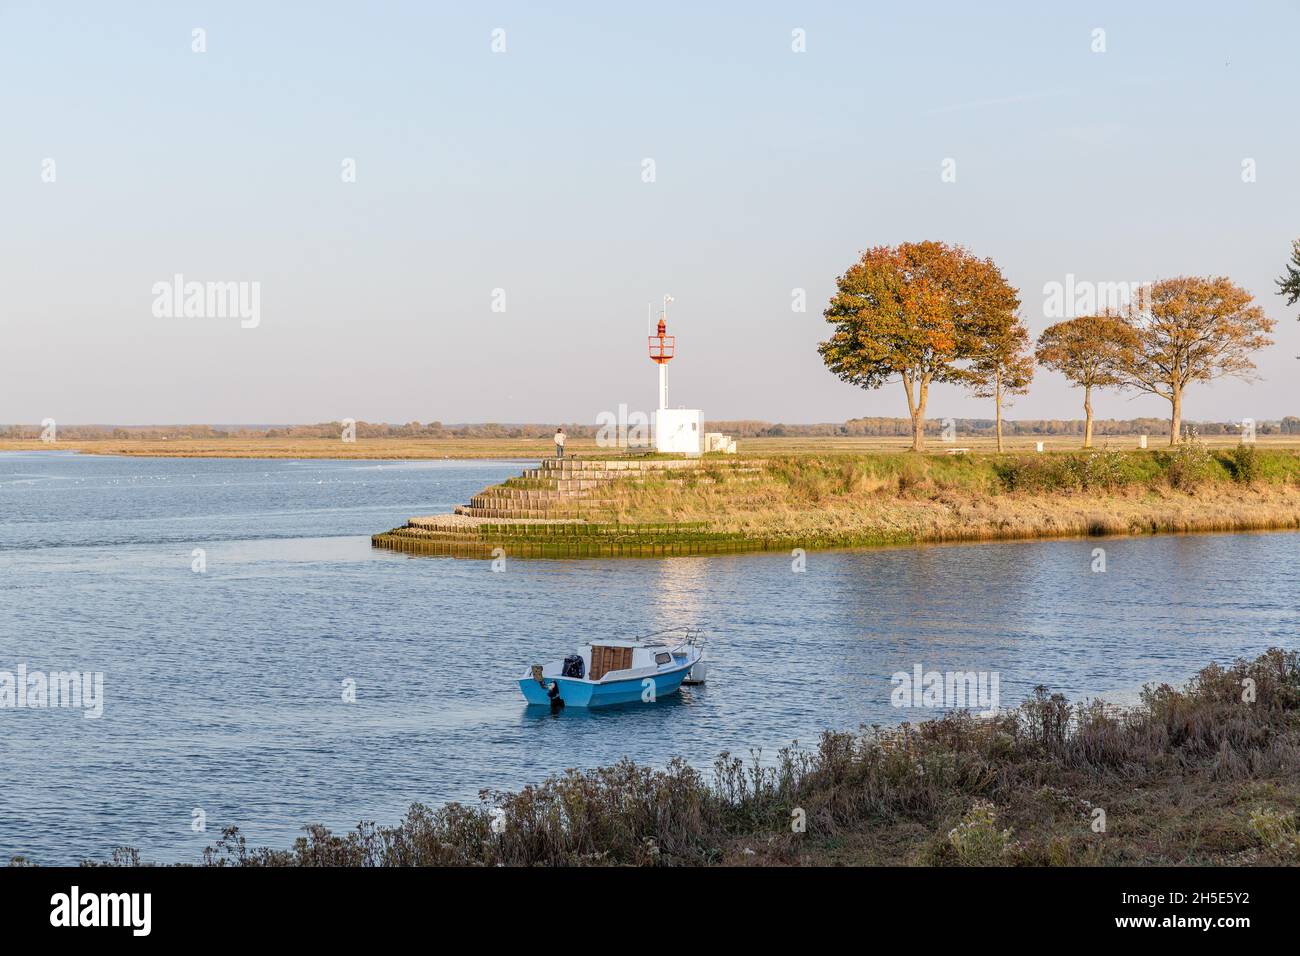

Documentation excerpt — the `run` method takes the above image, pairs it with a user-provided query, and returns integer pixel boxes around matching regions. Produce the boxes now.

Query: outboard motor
[547,680,564,711]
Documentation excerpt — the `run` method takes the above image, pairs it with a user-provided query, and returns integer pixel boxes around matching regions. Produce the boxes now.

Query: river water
[1,451,1295,863]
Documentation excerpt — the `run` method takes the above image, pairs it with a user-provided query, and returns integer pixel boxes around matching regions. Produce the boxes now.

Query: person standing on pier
[554,427,566,460]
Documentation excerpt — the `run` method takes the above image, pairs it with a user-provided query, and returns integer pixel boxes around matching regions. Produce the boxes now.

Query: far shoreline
[5,432,1300,460]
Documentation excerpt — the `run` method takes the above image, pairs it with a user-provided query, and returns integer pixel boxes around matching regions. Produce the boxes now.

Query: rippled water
[1,451,1296,864]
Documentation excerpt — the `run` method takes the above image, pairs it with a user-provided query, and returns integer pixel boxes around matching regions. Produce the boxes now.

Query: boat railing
[634,624,706,653]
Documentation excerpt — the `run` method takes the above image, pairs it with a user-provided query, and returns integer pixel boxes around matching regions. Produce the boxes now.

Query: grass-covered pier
[372,444,1300,560]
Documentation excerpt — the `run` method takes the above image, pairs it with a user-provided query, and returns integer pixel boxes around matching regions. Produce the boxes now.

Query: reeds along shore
[64,649,1300,867]
[373,444,1300,559]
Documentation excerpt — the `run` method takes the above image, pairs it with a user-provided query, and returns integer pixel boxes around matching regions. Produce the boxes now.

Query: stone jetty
[371,455,775,558]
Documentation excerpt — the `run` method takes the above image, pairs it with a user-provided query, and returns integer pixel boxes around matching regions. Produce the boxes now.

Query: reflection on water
[1,452,1296,863]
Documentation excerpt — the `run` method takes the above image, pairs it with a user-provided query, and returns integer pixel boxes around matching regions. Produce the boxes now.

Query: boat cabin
[539,641,682,683]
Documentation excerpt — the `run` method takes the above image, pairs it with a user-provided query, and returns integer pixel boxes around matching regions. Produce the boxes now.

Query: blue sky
[2,1,1297,424]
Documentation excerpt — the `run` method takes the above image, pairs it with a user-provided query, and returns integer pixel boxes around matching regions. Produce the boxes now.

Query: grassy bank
[375,445,1300,558]
[609,445,1300,538]
[62,650,1300,867]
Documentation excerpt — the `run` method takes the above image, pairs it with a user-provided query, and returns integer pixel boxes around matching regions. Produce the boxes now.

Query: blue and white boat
[519,627,707,708]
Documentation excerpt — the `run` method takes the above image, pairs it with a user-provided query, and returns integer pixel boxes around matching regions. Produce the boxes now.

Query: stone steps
[472,489,571,505]
[438,457,766,522]
[474,477,733,507]
[512,476,619,489]
[455,505,607,519]
[538,458,704,473]
[470,492,615,509]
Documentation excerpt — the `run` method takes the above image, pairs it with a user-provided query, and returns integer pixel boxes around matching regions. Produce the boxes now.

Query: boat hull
[518,666,691,708]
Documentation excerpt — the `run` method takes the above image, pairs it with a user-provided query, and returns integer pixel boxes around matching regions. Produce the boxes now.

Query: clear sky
[2,1,1297,425]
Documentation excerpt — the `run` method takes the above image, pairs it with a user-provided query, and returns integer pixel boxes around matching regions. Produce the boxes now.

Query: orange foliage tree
[1118,277,1274,445]
[1035,314,1136,448]
[818,241,1021,452]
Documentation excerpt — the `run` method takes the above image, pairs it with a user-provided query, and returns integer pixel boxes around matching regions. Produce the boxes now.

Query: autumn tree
[1278,239,1300,318]
[1117,277,1274,445]
[818,241,1020,452]
[965,268,1032,452]
[1034,314,1135,448]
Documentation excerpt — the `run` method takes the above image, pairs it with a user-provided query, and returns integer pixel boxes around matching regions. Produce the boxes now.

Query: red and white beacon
[647,296,701,455]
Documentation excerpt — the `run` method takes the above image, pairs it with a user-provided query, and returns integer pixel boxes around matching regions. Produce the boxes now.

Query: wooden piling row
[371,529,795,559]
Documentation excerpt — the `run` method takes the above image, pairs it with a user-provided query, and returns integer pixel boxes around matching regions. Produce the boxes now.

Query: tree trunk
[1083,384,1093,449]
[902,373,927,452]
[1169,388,1182,445]
[901,374,918,452]
[994,368,1004,453]
[915,377,929,452]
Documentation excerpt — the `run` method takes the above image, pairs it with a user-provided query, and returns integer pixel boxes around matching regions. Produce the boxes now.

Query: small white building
[704,432,737,454]
[654,408,702,454]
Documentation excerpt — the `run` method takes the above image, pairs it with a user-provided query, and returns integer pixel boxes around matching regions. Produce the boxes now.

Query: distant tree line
[0,422,579,441]
[711,417,1300,438]
[5,417,1300,441]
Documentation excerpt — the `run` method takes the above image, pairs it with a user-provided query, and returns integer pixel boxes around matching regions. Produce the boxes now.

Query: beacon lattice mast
[644,295,701,455]
[647,294,675,410]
